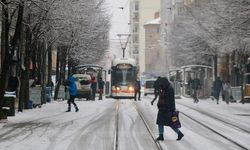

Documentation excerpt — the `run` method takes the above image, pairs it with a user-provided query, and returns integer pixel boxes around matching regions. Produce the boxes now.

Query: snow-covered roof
[144,18,161,25]
[112,57,136,67]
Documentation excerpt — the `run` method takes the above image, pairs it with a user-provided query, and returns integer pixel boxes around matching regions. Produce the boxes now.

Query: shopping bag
[169,111,181,128]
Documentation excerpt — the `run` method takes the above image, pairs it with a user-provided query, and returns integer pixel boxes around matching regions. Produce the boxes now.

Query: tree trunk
[54,47,61,100]
[47,45,52,86]
[0,1,10,118]
[40,42,47,104]
[213,54,218,79]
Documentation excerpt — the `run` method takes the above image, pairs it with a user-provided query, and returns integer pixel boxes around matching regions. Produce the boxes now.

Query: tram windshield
[112,68,135,86]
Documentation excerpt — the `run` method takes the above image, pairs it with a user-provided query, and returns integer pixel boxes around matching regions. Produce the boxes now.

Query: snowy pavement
[0,96,249,150]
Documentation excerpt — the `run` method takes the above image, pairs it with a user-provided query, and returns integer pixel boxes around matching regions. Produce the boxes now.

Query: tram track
[113,100,163,150]
[178,102,249,150]
[113,100,120,150]
[131,101,163,150]
[177,102,250,134]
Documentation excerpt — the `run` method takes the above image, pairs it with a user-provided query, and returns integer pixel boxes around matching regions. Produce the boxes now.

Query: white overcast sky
[105,0,130,40]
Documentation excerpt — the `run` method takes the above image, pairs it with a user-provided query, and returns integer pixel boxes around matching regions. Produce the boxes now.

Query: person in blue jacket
[66,75,79,112]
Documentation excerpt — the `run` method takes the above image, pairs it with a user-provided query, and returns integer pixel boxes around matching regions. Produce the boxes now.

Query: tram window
[117,64,132,69]
[112,69,135,85]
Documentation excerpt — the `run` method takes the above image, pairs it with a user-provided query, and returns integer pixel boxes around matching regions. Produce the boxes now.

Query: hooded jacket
[68,76,77,96]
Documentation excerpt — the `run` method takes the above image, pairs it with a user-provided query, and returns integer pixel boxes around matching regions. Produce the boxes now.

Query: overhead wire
[109,0,130,40]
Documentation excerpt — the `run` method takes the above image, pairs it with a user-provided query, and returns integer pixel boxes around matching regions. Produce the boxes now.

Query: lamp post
[117,34,130,58]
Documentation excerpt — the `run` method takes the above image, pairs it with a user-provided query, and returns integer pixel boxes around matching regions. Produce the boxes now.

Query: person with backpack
[151,77,184,141]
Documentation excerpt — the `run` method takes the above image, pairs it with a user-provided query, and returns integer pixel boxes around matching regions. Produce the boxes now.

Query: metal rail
[178,103,248,150]
[177,102,250,134]
[113,100,120,150]
[131,101,163,150]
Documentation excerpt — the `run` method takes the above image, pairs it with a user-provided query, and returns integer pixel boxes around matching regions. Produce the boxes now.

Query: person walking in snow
[98,77,105,100]
[151,76,161,105]
[65,75,79,112]
[212,77,223,104]
[223,81,231,104]
[190,78,201,103]
[90,76,97,100]
[134,78,141,101]
[151,77,184,141]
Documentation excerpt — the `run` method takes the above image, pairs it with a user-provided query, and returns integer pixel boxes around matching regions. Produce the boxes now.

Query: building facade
[144,15,161,75]
[129,0,160,75]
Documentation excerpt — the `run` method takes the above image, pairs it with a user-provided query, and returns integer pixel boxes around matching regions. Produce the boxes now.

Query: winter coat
[212,78,223,99]
[98,79,105,89]
[223,83,231,101]
[154,78,160,96]
[156,78,176,126]
[191,78,201,90]
[68,76,77,96]
[90,77,97,91]
[135,80,141,91]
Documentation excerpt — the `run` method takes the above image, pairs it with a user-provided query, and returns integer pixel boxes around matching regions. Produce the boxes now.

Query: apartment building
[144,13,161,74]
[129,0,160,75]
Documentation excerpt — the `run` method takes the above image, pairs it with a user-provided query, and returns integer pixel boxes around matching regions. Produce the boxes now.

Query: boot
[66,107,71,112]
[155,134,164,141]
[176,131,184,141]
[75,107,79,112]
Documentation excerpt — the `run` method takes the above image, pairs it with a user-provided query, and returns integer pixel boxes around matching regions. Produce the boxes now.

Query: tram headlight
[116,86,121,90]
[128,86,134,92]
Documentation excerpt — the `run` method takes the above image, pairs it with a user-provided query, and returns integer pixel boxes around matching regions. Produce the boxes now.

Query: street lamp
[117,34,130,58]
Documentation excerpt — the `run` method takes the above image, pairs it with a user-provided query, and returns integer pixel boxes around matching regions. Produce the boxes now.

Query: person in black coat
[212,77,223,104]
[151,76,161,104]
[98,77,105,100]
[134,78,141,101]
[90,76,97,100]
[151,77,184,141]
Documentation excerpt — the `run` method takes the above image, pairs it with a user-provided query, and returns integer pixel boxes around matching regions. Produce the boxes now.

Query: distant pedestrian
[134,78,141,101]
[223,81,231,104]
[190,78,201,103]
[66,75,79,112]
[98,77,105,100]
[90,76,97,100]
[151,77,184,141]
[212,77,223,104]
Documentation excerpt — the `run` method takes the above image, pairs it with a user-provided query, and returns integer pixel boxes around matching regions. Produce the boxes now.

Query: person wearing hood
[66,75,79,112]
[151,77,184,141]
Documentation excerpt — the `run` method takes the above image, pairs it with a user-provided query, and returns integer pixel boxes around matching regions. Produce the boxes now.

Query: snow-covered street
[0,96,250,150]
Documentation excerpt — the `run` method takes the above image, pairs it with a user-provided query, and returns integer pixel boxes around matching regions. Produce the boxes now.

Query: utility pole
[117,34,130,58]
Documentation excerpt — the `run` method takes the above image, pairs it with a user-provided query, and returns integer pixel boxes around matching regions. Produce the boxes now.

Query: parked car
[73,74,92,100]
[144,78,156,96]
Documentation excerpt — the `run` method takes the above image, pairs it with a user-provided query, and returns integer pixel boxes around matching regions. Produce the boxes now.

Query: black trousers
[67,95,78,110]
[134,90,141,100]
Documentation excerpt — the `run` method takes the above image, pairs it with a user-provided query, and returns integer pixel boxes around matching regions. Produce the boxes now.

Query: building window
[133,12,139,22]
[133,35,138,43]
[133,26,138,33]
[156,27,160,33]
[135,1,139,11]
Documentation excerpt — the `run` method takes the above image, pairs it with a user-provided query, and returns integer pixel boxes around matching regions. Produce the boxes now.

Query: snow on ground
[0,96,250,150]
